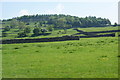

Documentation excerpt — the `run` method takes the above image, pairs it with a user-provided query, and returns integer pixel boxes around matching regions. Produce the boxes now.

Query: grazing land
[1,14,119,78]
[1,26,119,40]
[2,37,118,78]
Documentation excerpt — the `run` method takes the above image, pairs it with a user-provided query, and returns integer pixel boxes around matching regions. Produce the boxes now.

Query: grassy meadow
[2,37,118,78]
[1,7,119,79]
[1,26,119,40]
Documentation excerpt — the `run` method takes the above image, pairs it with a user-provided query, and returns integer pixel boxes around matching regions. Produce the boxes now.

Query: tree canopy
[3,14,111,28]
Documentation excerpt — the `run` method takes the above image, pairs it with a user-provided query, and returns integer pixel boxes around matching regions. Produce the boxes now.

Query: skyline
[0,1,119,24]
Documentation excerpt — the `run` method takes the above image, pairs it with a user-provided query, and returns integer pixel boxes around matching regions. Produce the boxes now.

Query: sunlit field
[2,37,118,78]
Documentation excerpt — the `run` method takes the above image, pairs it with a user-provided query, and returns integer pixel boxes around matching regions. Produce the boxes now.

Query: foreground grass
[2,37,118,78]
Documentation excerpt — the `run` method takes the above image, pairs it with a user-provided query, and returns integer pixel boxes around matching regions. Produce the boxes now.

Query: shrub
[41,29,47,34]
[18,31,27,37]
[113,22,117,27]
[3,26,10,32]
[33,27,40,36]
[24,27,31,33]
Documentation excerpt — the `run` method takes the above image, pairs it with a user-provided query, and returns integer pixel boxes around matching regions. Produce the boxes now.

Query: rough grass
[2,37,118,78]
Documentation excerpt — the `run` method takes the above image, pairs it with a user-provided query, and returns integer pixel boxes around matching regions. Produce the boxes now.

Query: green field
[1,26,119,40]
[1,7,119,79]
[2,37,118,78]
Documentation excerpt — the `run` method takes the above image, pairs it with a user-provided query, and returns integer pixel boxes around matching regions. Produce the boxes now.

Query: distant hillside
[2,14,111,28]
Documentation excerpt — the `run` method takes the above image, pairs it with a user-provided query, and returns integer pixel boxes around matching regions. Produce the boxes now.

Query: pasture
[1,26,119,40]
[2,37,118,78]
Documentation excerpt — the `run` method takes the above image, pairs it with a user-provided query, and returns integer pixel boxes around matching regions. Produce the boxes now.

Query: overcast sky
[0,0,119,24]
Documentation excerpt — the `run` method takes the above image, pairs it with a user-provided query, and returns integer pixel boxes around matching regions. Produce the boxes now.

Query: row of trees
[17,26,54,37]
[3,25,49,37]
[3,14,111,28]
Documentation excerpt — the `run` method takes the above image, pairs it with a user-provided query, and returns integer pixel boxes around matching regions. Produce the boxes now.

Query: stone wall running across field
[74,29,120,36]
[79,33,115,38]
[1,36,80,44]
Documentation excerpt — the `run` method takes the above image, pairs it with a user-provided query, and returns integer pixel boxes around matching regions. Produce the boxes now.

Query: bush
[113,22,117,27]
[18,32,27,37]
[33,27,40,36]
[41,29,47,34]
[3,26,10,32]
[24,27,31,33]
